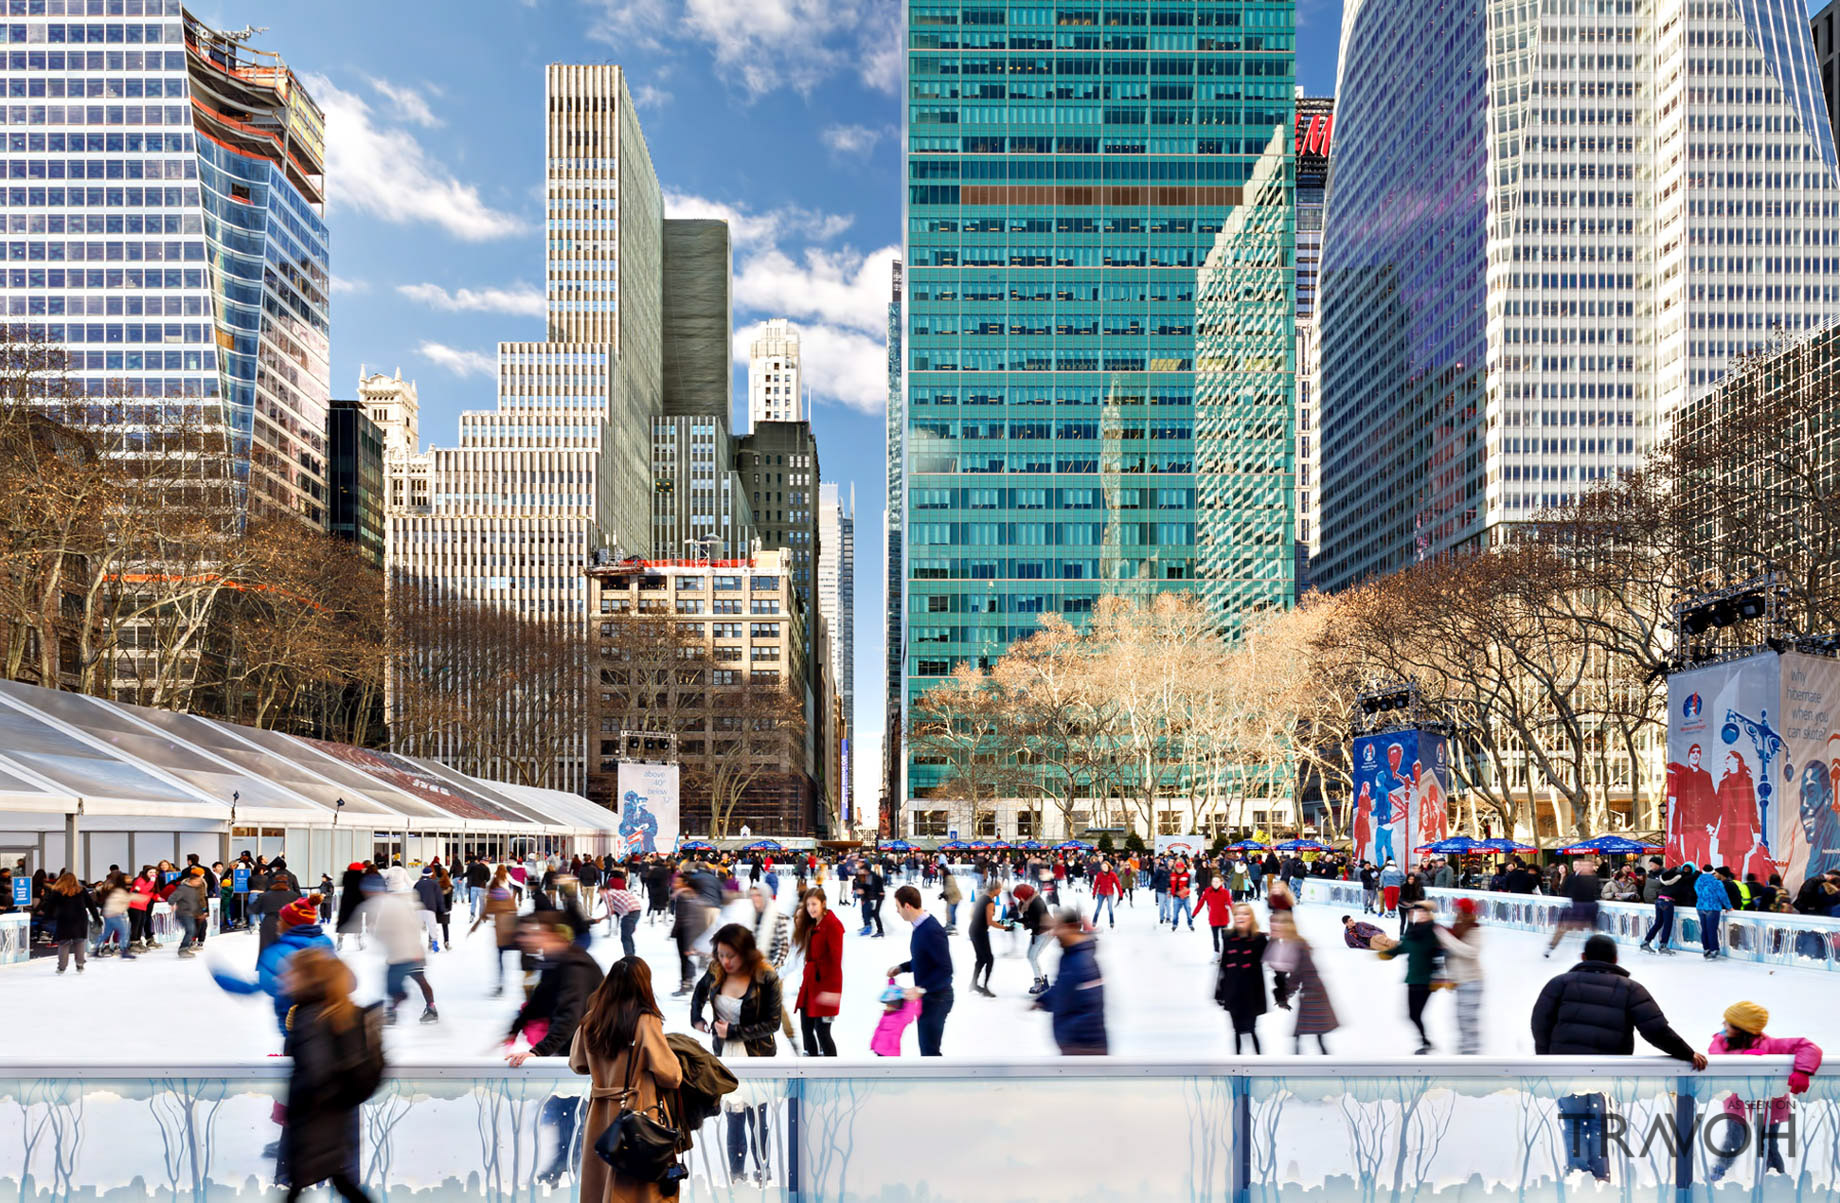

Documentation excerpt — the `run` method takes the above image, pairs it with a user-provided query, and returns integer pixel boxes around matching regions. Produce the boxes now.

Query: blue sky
[191,0,1346,805]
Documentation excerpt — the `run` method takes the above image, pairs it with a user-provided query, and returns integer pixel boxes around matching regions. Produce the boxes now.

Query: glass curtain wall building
[902,1,1296,802]
[1194,125,1294,642]
[1316,0,1840,590]
[0,6,331,527]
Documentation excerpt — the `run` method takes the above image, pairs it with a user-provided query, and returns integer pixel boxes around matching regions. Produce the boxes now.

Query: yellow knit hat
[1723,1001,1769,1034]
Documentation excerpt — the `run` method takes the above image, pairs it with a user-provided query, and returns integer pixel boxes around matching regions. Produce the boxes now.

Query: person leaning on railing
[1531,934,1707,1069]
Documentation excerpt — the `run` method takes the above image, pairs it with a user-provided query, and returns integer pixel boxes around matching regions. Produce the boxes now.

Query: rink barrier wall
[1301,878,1840,972]
[0,1056,1821,1203]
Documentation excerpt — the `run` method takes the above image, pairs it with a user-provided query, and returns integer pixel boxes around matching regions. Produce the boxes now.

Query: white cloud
[330,275,369,295]
[665,190,853,248]
[370,78,441,128]
[735,244,898,337]
[307,74,527,241]
[397,282,547,318]
[588,0,901,97]
[820,123,882,157]
[630,82,673,109]
[417,341,496,378]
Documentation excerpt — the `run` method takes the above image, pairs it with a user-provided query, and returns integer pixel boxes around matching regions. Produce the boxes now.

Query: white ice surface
[1,877,1834,1062]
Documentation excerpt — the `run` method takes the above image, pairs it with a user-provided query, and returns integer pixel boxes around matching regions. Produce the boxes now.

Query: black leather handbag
[593,1045,682,1184]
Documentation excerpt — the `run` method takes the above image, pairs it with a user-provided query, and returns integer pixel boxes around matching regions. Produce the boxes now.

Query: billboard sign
[1352,730,1415,869]
[1778,652,1840,890]
[1155,833,1204,858]
[1411,730,1452,850]
[1666,653,1780,883]
[615,761,680,856]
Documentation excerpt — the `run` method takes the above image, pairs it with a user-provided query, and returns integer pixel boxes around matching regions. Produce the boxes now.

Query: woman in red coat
[793,888,843,1056]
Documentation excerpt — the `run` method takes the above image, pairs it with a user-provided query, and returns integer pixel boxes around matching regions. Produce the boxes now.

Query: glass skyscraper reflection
[902,1,1295,801]
[1315,0,1840,589]
[0,5,331,526]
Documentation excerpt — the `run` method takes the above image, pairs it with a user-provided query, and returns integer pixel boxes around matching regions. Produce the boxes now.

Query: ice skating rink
[2,877,1833,1061]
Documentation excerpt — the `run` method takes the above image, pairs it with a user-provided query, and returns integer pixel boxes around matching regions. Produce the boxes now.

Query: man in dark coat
[1035,907,1107,1054]
[1531,935,1706,1064]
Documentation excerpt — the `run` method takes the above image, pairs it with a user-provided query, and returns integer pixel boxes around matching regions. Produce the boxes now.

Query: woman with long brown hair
[571,956,683,1203]
[280,948,380,1203]
[692,924,782,1184]
[792,888,843,1056]
[45,872,99,974]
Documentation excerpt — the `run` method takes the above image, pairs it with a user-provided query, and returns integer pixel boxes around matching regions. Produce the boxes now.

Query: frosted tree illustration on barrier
[359,1079,419,1198]
[1333,1076,1453,1203]
[10,1078,86,1203]
[801,1078,867,1203]
[1247,1082,1294,1203]
[1180,1075,1235,1203]
[147,1076,233,1203]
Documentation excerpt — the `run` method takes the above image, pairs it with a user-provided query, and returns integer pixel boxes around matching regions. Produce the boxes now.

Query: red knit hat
[278,896,320,929]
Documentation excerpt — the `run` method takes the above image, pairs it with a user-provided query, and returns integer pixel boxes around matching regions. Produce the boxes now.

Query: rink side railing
[1302,878,1840,972]
[2,1056,1831,1203]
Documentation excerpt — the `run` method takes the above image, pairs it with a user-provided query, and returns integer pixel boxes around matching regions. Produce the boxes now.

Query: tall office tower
[1815,2,1840,153]
[902,2,1295,803]
[1292,97,1332,582]
[737,420,821,617]
[1194,128,1296,641]
[882,259,904,836]
[387,65,663,791]
[327,399,384,569]
[0,9,331,526]
[653,218,753,557]
[747,318,804,429]
[1316,0,1840,591]
[817,481,854,820]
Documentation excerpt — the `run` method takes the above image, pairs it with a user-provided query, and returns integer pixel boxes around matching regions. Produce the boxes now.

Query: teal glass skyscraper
[902,1,1296,801]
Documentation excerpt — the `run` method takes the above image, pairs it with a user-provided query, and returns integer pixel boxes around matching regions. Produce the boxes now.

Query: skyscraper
[902,2,1296,801]
[817,481,854,819]
[1316,0,1840,591]
[882,258,904,835]
[1292,96,1331,580]
[1194,127,1296,640]
[386,64,663,790]
[747,318,804,429]
[0,8,331,526]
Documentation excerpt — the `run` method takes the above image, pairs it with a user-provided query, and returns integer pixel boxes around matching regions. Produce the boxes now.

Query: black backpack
[333,1004,387,1109]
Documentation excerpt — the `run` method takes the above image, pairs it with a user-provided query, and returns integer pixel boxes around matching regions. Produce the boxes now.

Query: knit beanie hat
[1723,1001,1769,1034]
[278,896,320,929]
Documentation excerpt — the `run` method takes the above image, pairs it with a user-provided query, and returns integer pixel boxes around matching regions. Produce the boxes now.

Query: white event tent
[0,678,616,882]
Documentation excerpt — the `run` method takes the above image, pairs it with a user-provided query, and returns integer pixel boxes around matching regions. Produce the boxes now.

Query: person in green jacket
[1380,903,1443,1054]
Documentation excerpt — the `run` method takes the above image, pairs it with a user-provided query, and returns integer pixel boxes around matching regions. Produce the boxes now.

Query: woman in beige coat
[570,957,684,1203]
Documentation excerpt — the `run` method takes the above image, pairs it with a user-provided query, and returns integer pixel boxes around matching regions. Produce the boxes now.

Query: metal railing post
[1675,1070,1697,1203]
[786,1072,803,1201]
[1232,1071,1251,1203]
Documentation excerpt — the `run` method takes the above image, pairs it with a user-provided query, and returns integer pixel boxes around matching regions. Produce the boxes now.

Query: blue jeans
[618,911,639,959]
[1155,891,1169,922]
[1173,899,1193,928]
[469,886,486,918]
[1642,897,1675,948]
[1699,908,1723,955]
[99,914,132,954]
[177,915,201,951]
[1092,894,1115,924]
[945,900,958,928]
[915,988,953,1056]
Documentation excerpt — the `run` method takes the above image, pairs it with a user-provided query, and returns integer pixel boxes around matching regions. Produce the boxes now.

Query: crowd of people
[5,838,1833,1200]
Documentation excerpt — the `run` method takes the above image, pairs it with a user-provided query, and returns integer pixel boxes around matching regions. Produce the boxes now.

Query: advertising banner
[1352,730,1416,870]
[1778,652,1840,891]
[616,761,680,856]
[1666,653,1780,883]
[1410,730,1453,850]
[1155,833,1205,858]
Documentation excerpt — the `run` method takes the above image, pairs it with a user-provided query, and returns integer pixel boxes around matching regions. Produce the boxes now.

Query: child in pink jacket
[1707,1000,1822,1180]
[870,979,922,1056]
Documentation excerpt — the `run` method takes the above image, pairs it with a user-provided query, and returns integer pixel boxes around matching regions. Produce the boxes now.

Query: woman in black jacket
[280,947,379,1203]
[1396,872,1427,935]
[1214,903,1269,1054]
[45,873,100,974]
[691,923,783,1186]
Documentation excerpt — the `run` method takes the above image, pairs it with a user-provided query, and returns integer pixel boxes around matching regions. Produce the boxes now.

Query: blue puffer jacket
[1694,873,1730,913]
[1039,936,1108,1052]
[211,922,334,1032]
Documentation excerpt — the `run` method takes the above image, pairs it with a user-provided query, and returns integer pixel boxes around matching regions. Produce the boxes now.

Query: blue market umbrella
[1273,838,1330,852]
[739,840,783,852]
[1226,840,1270,852]
[678,840,715,852]
[1557,835,1660,856]
[1415,836,1484,855]
[1014,840,1045,851]
[1474,838,1538,853]
[878,839,914,852]
[1054,840,1094,851]
[939,840,974,851]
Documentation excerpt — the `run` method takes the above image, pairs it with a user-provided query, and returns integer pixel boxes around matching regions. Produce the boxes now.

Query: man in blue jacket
[209,895,334,1037]
[890,884,953,1055]
[1036,907,1107,1054]
[1694,863,1730,959]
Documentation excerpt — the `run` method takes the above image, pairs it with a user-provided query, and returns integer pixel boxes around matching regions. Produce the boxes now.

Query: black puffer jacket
[1530,960,1695,1059]
[690,968,786,1057]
